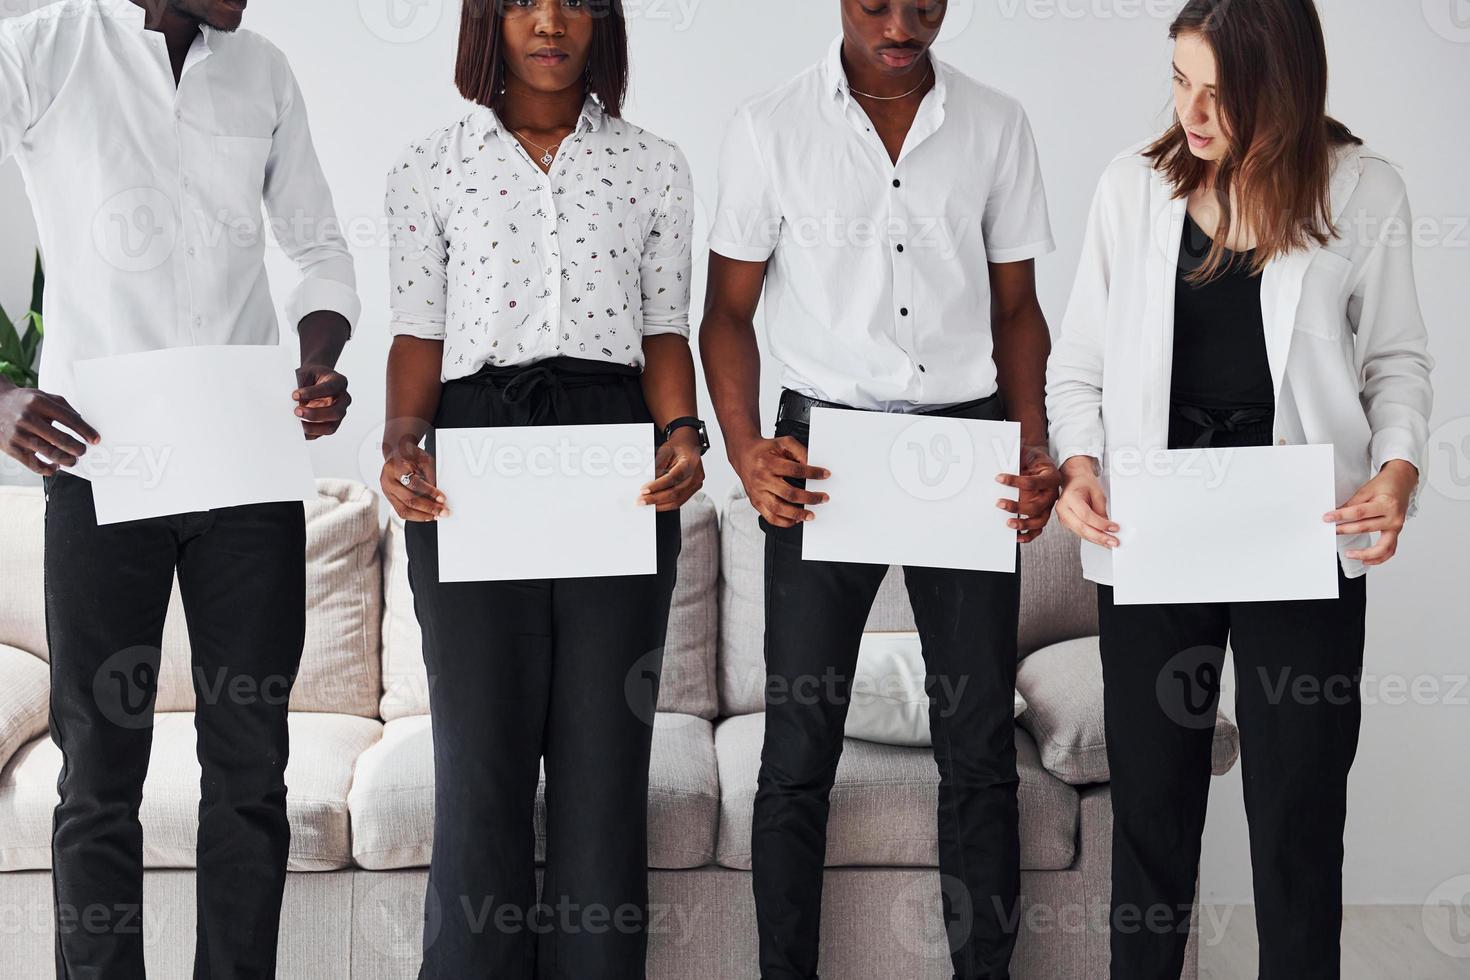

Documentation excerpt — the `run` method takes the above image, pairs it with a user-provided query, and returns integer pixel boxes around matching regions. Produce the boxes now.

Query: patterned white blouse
[386,96,694,380]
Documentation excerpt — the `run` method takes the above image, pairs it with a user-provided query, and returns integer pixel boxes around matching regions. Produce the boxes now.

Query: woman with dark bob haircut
[1048,0,1434,976]
[379,2,705,976]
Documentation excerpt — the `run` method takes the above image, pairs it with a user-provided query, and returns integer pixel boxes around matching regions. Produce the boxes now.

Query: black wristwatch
[663,416,710,456]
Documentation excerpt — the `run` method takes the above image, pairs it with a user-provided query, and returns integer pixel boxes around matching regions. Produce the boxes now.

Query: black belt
[776,388,1005,426]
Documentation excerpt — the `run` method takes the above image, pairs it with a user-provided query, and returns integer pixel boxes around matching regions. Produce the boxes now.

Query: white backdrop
[2,0,1467,909]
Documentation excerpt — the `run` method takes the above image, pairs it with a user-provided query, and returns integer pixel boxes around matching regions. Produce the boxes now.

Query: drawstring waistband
[454,357,640,425]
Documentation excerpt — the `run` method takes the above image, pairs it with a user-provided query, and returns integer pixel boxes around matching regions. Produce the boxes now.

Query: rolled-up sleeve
[384,146,448,341]
[640,142,694,338]
[708,108,782,263]
[0,18,35,163]
[983,105,1055,265]
[1046,172,1114,466]
[264,51,361,335]
[1351,183,1435,494]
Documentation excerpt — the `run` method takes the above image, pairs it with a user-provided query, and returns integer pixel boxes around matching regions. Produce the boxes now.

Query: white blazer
[1046,142,1435,584]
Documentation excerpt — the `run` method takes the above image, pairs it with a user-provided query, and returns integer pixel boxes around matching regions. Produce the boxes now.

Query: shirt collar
[103,0,216,53]
[822,35,949,110]
[482,94,607,139]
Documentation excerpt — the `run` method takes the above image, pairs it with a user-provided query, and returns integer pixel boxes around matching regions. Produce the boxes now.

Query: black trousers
[753,393,1022,980]
[1102,405,1367,979]
[43,472,306,980]
[405,358,681,980]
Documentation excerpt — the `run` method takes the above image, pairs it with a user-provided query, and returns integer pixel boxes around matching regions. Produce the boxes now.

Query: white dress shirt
[386,97,694,380]
[1046,142,1435,583]
[0,0,360,409]
[709,36,1055,412]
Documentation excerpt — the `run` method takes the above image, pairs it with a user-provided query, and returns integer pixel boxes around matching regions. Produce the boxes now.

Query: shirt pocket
[1293,248,1355,342]
[209,134,273,224]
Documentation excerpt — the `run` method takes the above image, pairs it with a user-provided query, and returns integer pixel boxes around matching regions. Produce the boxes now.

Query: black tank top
[1169,212,1275,450]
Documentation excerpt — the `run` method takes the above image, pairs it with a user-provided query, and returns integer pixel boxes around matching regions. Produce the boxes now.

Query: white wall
[3,0,1466,908]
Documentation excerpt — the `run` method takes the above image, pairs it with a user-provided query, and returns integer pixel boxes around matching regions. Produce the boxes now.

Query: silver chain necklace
[513,129,563,167]
[849,66,933,102]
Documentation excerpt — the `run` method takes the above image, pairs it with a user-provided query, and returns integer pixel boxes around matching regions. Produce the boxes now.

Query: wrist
[667,426,703,455]
[1060,454,1100,481]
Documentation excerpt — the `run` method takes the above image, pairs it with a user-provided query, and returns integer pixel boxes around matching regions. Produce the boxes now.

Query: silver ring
[399,473,414,488]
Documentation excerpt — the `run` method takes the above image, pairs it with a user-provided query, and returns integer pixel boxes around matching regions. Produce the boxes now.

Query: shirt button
[900,307,910,317]
[187,246,196,257]
[896,244,904,253]
[174,109,183,121]
[193,316,202,327]
[892,179,901,188]
[919,364,927,373]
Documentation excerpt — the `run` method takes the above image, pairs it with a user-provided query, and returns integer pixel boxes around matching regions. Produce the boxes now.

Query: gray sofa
[0,481,1238,979]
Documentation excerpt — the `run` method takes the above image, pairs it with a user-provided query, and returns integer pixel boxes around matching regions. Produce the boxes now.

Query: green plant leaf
[28,250,43,319]
[0,310,22,365]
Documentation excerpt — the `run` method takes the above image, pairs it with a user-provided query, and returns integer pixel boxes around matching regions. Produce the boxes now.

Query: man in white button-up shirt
[0,2,359,976]
[701,3,1060,978]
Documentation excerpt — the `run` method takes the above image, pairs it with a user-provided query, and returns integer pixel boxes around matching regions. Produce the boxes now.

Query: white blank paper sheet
[434,423,656,583]
[68,345,316,525]
[1109,444,1340,605]
[801,409,1021,573]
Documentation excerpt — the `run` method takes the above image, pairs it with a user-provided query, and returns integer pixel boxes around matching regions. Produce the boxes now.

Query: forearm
[383,336,444,457]
[992,299,1053,454]
[298,312,351,370]
[698,309,764,459]
[640,334,699,431]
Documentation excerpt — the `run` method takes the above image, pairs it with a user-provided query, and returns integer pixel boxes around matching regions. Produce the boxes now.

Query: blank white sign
[1110,444,1340,605]
[67,345,316,525]
[801,408,1021,573]
[434,423,657,583]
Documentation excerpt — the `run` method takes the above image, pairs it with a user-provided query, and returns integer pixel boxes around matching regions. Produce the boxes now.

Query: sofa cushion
[379,492,721,721]
[0,644,48,773]
[0,712,382,872]
[1016,636,1241,785]
[348,712,719,871]
[0,486,46,659]
[713,712,1078,871]
[0,481,383,718]
[717,487,1100,716]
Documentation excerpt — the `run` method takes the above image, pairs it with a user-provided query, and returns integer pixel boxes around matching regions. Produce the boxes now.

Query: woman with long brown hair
[1047,0,1433,976]
[378,1,705,976]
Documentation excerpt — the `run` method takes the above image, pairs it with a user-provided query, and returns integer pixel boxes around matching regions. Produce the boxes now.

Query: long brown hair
[1144,0,1361,280]
[455,0,629,118]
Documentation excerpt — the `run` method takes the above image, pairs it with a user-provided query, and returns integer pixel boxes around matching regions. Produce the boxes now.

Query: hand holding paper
[67,345,316,525]
[801,409,1021,573]
[434,423,657,583]
[1109,444,1340,605]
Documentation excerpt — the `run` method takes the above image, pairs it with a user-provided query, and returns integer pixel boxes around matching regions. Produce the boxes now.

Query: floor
[1197,906,1469,979]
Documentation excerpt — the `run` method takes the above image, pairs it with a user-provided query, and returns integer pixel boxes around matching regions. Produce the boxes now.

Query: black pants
[753,393,1022,980]
[405,359,681,980]
[1102,405,1367,979]
[43,472,306,980]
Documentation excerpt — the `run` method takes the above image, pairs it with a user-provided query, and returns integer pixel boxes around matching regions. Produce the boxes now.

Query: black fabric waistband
[442,357,645,429]
[776,388,1005,427]
[1169,401,1274,450]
